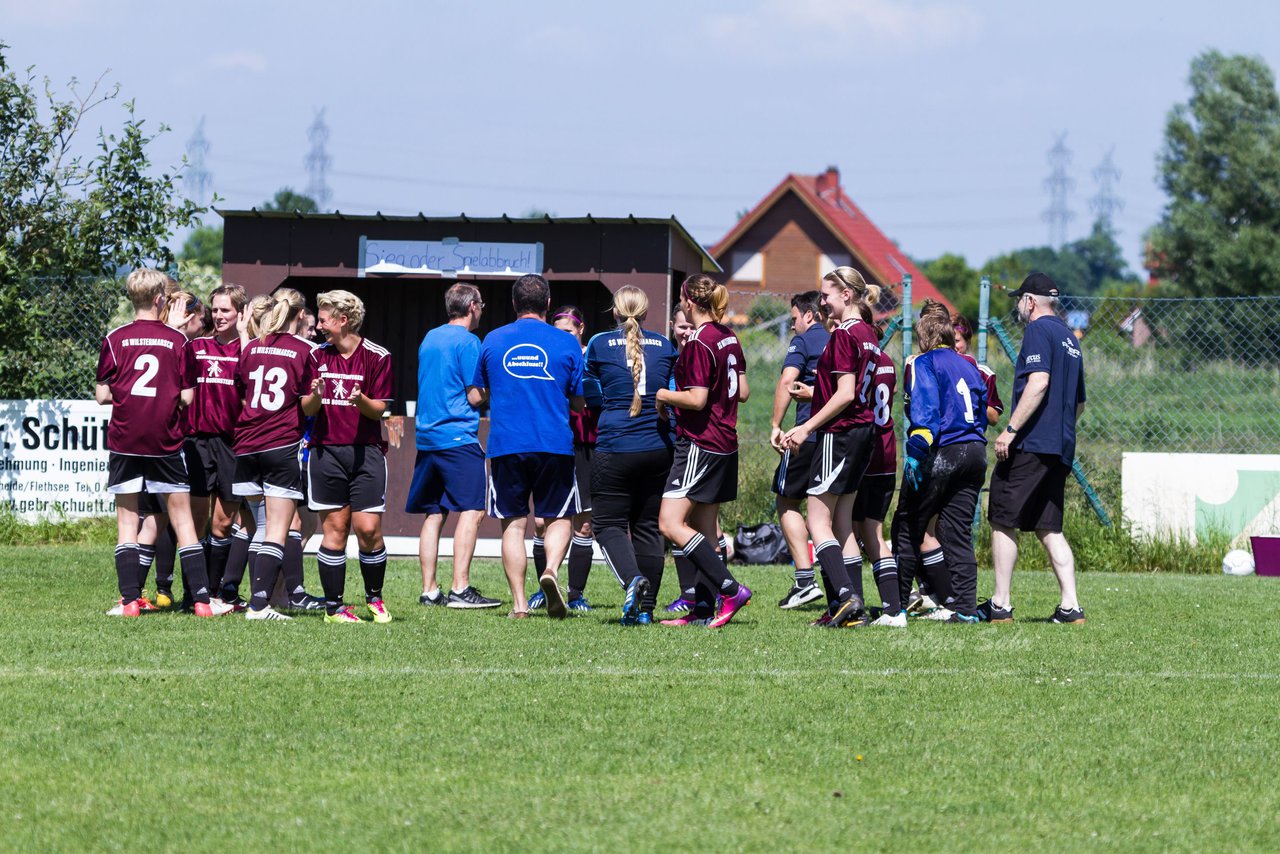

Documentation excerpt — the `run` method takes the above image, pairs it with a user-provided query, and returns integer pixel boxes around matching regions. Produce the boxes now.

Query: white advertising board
[1122,452,1280,543]
[1,400,114,521]
[359,237,543,277]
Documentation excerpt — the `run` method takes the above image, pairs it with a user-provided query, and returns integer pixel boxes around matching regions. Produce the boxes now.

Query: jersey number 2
[130,355,160,398]
[249,365,288,411]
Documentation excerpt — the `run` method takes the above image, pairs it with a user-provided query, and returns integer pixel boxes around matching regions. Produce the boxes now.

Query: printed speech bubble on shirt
[502,343,554,380]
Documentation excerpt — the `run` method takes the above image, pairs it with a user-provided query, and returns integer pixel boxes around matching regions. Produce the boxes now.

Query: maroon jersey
[812,318,878,433]
[96,320,195,456]
[961,353,1004,415]
[865,347,898,476]
[188,335,242,438]
[309,338,394,451]
[570,406,599,447]
[233,333,315,454]
[673,322,746,454]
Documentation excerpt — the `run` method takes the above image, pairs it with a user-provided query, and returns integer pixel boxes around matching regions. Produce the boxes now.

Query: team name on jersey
[254,346,303,358]
[715,336,740,351]
[876,365,895,376]
[862,341,881,353]
[605,338,667,349]
[123,337,175,349]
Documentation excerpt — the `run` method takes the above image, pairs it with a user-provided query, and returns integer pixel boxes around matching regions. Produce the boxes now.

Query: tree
[919,253,979,321]
[1067,217,1138,293]
[0,42,205,397]
[261,188,319,213]
[180,224,223,268]
[1150,50,1280,297]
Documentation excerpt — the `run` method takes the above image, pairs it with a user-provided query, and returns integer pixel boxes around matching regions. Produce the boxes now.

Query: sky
[4,0,1279,277]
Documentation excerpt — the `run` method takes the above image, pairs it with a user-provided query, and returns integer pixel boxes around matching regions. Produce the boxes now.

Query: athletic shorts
[851,473,896,522]
[138,490,164,515]
[988,450,1070,533]
[488,452,577,519]
[574,444,593,513]
[772,439,817,500]
[405,444,487,515]
[185,435,237,501]
[107,451,188,495]
[307,444,387,513]
[233,443,303,501]
[807,426,874,497]
[663,438,738,504]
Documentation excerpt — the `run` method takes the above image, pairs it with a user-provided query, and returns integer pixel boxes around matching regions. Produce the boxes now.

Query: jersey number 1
[956,378,976,424]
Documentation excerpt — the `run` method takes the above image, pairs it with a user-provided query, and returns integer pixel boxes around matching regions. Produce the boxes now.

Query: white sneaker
[870,611,907,627]
[208,598,236,617]
[923,607,955,621]
[906,590,939,614]
[778,583,825,609]
[245,605,292,621]
[105,601,124,616]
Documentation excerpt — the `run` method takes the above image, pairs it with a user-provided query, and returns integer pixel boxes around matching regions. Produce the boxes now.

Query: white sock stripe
[115,544,138,553]
[209,536,231,547]
[532,537,545,546]
[177,544,204,557]
[317,553,347,566]
[922,552,945,565]
[815,539,839,552]
[359,550,388,561]
[572,536,594,546]
[233,530,251,541]
[844,556,862,566]
[287,531,303,541]
[258,546,284,560]
[684,533,705,552]
[672,548,685,557]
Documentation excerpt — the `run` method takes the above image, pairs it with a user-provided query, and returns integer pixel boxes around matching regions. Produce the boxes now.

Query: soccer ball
[1222,549,1255,576]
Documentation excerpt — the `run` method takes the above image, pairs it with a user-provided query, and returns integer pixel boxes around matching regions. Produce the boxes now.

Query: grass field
[3,546,1279,852]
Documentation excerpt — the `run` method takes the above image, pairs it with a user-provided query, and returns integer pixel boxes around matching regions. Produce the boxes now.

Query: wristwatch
[1005,424,1018,434]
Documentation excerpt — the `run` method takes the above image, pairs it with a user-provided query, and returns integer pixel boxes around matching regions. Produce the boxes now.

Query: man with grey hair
[981,272,1087,624]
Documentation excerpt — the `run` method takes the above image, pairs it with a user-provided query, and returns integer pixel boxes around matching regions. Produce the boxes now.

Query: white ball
[1222,549,1256,576]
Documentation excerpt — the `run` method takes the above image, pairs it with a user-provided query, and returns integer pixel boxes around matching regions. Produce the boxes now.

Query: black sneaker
[778,583,824,609]
[447,586,502,610]
[419,590,448,607]
[288,593,327,612]
[1049,605,1086,624]
[976,599,1014,623]
[828,595,868,628]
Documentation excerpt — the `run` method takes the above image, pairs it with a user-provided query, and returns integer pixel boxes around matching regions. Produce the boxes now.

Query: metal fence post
[900,275,913,359]
[977,275,990,366]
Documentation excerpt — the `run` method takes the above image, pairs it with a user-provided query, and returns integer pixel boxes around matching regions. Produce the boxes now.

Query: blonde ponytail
[680,274,728,323]
[254,296,293,340]
[823,266,881,322]
[612,286,649,417]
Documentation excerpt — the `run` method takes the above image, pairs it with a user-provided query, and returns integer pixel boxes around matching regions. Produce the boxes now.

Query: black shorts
[488,452,577,519]
[107,451,188,495]
[988,450,1070,533]
[772,439,817,501]
[307,444,387,513]
[405,444,487,514]
[807,426,874,497]
[138,490,164,515]
[233,443,303,501]
[851,473,896,522]
[185,435,237,501]
[663,438,737,504]
[574,445,593,514]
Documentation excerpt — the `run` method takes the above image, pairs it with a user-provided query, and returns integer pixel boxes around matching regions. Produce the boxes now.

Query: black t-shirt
[1011,315,1086,465]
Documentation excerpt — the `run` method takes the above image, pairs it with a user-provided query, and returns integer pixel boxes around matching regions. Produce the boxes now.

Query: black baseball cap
[1009,272,1060,298]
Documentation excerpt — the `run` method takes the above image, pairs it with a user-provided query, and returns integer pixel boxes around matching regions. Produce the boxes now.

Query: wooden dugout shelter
[219,209,720,544]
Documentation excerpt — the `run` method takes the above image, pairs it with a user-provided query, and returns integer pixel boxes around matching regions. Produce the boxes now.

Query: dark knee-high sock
[208,534,232,592]
[532,537,546,576]
[221,526,251,597]
[673,547,695,594]
[919,548,949,605]
[682,532,739,598]
[844,555,865,601]
[637,553,664,612]
[115,543,141,602]
[359,547,388,602]
[813,540,854,603]
[249,541,284,611]
[567,535,593,599]
[136,543,156,594]
[283,530,306,598]
[178,544,211,605]
[152,526,176,592]
[718,534,730,567]
[317,547,347,614]
[873,557,902,615]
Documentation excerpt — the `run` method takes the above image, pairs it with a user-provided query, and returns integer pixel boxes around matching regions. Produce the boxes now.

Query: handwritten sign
[1,400,115,520]
[359,237,543,277]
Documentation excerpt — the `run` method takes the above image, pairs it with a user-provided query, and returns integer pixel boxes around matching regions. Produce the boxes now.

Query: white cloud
[706,0,981,54]
[208,51,268,74]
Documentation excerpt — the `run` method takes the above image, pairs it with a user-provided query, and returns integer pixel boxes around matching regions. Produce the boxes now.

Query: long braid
[624,315,644,416]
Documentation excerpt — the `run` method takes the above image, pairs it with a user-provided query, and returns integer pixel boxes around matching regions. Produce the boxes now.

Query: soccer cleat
[809,611,834,627]
[708,584,752,629]
[137,596,159,612]
[659,612,712,627]
[419,590,447,607]
[976,599,1014,623]
[366,598,393,624]
[446,586,502,609]
[1050,605,1086,624]
[946,612,981,623]
[540,573,567,620]
[324,606,365,624]
[155,589,174,609]
[288,593,328,612]
[922,607,956,622]
[663,596,693,615]
[827,594,866,628]
[870,611,907,627]
[620,576,650,625]
[194,599,235,617]
[567,596,593,612]
[219,595,249,613]
[636,612,653,626]
[527,589,547,611]
[245,605,292,621]
[778,583,824,610]
[107,598,143,617]
[906,589,939,615]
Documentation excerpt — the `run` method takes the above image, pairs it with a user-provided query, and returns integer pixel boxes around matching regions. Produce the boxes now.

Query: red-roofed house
[711,167,952,317]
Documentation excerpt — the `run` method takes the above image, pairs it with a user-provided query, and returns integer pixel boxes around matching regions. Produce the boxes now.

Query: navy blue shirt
[473,318,584,457]
[585,328,678,454]
[907,348,987,447]
[1012,315,1086,465]
[782,323,830,430]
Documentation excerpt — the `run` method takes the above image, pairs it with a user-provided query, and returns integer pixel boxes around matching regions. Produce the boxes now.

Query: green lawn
[2,547,1279,852]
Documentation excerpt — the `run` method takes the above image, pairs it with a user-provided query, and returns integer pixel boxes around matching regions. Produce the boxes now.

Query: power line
[184,117,212,203]
[1090,147,1124,232]
[304,108,332,211]
[1042,132,1075,248]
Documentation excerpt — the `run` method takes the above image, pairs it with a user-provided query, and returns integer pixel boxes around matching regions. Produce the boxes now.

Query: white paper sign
[1122,452,1280,544]
[359,237,543,277]
[1,400,114,520]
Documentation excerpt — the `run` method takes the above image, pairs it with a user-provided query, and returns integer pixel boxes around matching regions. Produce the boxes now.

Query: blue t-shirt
[1012,315,1086,465]
[473,317,585,458]
[585,328,678,454]
[415,323,481,451]
[907,348,987,448]
[782,323,830,431]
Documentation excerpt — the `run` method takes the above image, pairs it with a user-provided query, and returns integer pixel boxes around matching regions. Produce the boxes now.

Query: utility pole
[1090,147,1124,231]
[185,117,212,203]
[305,108,332,211]
[1042,132,1074,248]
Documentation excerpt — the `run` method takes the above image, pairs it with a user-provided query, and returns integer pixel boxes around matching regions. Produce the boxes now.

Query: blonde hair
[251,289,303,341]
[317,289,366,333]
[245,294,273,337]
[916,299,956,352]
[126,268,171,310]
[680,274,728,323]
[612,286,649,417]
[163,290,199,325]
[822,266,882,322]
[210,283,248,311]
